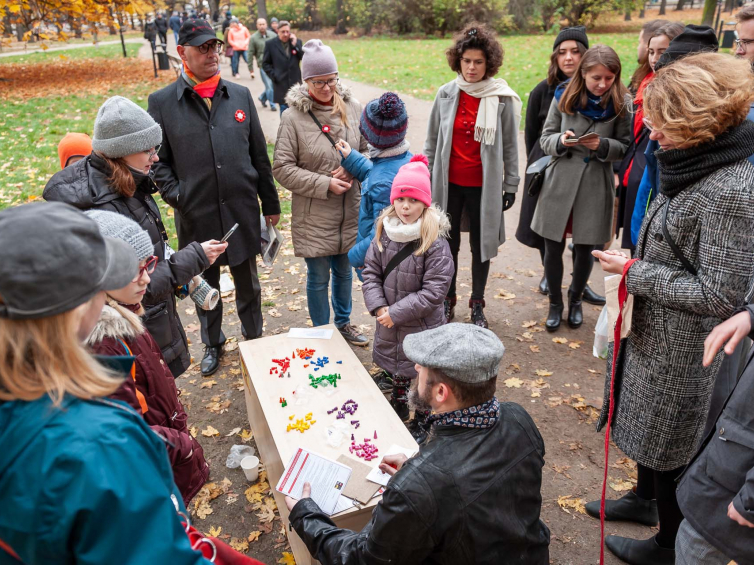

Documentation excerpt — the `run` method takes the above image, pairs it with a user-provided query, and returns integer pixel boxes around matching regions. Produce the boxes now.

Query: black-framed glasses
[195,41,223,54]
[734,38,754,52]
[309,78,339,90]
[144,144,162,159]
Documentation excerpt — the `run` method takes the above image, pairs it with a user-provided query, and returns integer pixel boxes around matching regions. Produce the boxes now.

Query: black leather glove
[503,192,516,211]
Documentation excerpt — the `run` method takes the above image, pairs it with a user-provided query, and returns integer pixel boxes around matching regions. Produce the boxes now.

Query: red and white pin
[234,109,246,123]
[322,125,331,134]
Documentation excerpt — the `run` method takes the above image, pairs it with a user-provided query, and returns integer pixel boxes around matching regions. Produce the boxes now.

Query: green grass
[0,42,142,64]
[329,33,639,125]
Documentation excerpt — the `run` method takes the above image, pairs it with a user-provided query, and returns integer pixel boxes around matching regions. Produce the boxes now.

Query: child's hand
[377,307,394,328]
[335,139,352,158]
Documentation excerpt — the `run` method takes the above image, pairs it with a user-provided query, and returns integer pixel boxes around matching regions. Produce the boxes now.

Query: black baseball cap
[0,202,137,320]
[178,18,223,47]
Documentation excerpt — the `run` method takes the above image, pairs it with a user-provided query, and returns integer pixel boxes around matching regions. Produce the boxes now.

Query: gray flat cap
[403,323,505,383]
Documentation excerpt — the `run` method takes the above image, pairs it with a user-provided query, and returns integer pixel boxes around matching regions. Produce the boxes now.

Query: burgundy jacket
[87,303,209,504]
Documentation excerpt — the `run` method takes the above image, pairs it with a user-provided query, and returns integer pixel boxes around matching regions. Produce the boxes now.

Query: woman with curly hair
[424,23,521,329]
[590,53,754,564]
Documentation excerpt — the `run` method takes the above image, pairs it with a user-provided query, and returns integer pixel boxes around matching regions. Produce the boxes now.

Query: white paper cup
[240,455,260,482]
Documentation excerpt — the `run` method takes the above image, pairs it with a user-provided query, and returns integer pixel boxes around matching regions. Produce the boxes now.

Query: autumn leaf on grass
[535,369,553,377]
[200,380,217,389]
[230,538,249,553]
[278,552,296,565]
[245,479,271,504]
[202,426,220,437]
[557,495,586,515]
[247,530,262,543]
[530,345,541,353]
[208,526,222,537]
[522,320,537,328]
[552,337,568,344]
[504,377,523,388]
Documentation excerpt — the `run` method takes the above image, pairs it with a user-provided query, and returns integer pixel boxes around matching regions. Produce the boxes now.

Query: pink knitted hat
[390,154,432,207]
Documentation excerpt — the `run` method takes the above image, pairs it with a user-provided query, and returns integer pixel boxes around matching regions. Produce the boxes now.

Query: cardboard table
[240,324,418,565]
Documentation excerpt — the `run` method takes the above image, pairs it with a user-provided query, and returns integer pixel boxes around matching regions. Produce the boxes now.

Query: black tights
[543,238,594,303]
[446,184,490,301]
[635,463,685,549]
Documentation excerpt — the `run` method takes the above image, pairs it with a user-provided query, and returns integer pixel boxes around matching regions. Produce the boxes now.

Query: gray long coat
[532,99,631,245]
[597,159,754,471]
[361,226,454,379]
[424,81,520,263]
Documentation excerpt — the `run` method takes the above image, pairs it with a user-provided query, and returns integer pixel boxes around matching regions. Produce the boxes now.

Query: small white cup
[241,455,260,482]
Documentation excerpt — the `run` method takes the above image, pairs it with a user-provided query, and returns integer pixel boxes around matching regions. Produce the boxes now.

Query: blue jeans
[259,68,276,109]
[173,31,179,45]
[231,49,247,75]
[279,103,289,115]
[304,254,352,327]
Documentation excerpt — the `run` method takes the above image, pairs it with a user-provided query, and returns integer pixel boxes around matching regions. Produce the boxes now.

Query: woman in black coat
[44,96,227,377]
[515,27,601,304]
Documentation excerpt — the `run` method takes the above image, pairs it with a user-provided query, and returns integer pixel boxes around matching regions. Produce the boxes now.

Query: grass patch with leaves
[0,41,142,65]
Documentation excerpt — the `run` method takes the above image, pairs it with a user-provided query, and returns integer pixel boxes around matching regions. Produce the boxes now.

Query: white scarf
[455,75,522,145]
[382,215,422,243]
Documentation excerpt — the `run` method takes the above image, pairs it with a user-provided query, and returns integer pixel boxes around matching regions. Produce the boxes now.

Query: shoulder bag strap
[662,199,697,276]
[307,110,337,149]
[383,240,420,281]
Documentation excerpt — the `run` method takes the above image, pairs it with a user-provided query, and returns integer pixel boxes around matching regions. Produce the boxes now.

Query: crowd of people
[2,9,754,565]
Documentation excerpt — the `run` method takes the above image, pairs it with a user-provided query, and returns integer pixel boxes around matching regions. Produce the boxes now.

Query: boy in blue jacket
[335,92,411,281]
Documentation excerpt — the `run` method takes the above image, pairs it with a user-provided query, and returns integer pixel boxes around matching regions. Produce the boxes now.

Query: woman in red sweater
[424,24,521,328]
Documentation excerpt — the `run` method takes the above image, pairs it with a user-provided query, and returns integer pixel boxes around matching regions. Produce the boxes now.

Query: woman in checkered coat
[588,53,754,564]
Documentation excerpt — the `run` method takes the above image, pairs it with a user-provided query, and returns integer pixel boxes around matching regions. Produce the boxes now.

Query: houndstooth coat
[597,159,754,471]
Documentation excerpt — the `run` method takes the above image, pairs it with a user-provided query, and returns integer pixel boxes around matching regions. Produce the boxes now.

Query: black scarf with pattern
[428,396,500,429]
[656,120,754,198]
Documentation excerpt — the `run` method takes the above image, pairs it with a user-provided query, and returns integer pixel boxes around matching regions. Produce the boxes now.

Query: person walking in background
[616,22,683,254]
[221,10,232,34]
[169,11,182,45]
[155,12,168,46]
[228,18,251,79]
[144,17,157,52]
[532,45,630,333]
[272,39,369,347]
[517,26,604,306]
[262,20,303,114]
[249,17,277,111]
[628,19,669,93]
[85,210,210,505]
[57,131,92,169]
[270,17,279,34]
[44,96,223,379]
[425,24,521,329]
[589,53,754,564]
[148,18,280,377]
[361,156,454,441]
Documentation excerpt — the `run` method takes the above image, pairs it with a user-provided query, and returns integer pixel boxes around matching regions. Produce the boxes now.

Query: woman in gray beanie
[43,95,228,378]
[273,40,370,346]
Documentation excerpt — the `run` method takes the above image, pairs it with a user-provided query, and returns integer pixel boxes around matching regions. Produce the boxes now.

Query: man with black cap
[283,323,550,565]
[148,18,281,376]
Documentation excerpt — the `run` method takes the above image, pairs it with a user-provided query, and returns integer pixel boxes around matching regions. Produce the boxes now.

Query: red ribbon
[600,258,638,565]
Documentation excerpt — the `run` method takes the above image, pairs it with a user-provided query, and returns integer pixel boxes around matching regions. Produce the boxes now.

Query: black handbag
[525,155,552,197]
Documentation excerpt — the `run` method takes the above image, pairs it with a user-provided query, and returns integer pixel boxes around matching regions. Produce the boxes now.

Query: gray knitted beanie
[92,96,162,159]
[85,210,154,262]
[302,39,338,81]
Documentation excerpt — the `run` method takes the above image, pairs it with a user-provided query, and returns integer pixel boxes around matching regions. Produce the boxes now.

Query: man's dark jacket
[148,77,280,267]
[677,304,754,565]
[261,36,303,105]
[43,154,208,375]
[289,402,550,565]
[155,15,168,34]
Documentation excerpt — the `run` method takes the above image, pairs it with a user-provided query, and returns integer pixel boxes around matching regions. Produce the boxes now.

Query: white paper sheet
[366,444,418,487]
[331,495,358,515]
[276,448,352,515]
[287,328,334,340]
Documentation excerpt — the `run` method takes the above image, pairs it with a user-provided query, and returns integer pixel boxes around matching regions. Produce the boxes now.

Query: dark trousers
[636,463,685,549]
[543,238,594,303]
[157,31,167,45]
[197,257,262,347]
[446,183,489,301]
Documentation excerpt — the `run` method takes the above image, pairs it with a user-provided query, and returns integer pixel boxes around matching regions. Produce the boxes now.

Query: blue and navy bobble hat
[359,92,409,150]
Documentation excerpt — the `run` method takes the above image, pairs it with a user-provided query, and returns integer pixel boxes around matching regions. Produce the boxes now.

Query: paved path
[0,38,142,58]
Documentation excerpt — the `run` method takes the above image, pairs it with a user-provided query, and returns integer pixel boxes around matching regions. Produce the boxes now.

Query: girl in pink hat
[361,155,454,443]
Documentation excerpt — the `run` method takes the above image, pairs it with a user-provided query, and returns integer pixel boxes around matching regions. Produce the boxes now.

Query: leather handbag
[525,155,551,197]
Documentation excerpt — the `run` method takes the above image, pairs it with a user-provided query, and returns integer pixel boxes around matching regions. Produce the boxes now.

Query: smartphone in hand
[221,223,239,243]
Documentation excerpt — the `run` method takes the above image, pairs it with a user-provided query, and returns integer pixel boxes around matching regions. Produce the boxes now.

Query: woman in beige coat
[272,39,369,345]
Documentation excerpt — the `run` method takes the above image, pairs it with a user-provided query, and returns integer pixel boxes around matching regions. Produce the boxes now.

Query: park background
[0,1,743,563]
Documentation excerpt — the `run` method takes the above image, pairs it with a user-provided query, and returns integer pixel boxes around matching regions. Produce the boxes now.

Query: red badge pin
[291,49,297,55]
[322,125,330,134]
[234,110,246,123]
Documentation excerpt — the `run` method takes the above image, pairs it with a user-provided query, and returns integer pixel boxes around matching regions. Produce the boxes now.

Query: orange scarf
[183,63,221,107]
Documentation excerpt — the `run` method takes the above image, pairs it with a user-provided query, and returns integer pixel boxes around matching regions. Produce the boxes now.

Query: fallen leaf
[535,369,553,377]
[226,427,242,437]
[268,308,282,318]
[184,322,200,333]
[278,552,296,565]
[530,345,541,353]
[496,289,516,300]
[609,478,635,492]
[202,425,220,437]
[200,380,217,389]
[189,426,198,438]
[504,377,524,388]
[568,341,583,349]
[522,320,537,328]
[209,526,222,537]
[505,363,521,375]
[557,495,586,515]
[185,308,196,315]
[247,530,262,543]
[531,391,541,398]
[240,429,254,442]
[230,538,249,553]
[588,369,599,374]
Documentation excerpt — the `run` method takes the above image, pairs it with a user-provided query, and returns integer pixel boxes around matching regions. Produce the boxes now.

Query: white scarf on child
[455,75,522,145]
[382,215,422,243]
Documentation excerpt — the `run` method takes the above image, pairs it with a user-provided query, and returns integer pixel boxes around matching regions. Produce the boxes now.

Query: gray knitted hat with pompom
[92,96,162,159]
[85,210,154,262]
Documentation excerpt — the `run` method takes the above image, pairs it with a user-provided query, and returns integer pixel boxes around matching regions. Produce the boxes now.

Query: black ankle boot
[585,490,659,527]
[538,275,548,295]
[546,294,563,332]
[567,290,583,329]
[444,296,456,322]
[470,299,488,329]
[604,535,675,565]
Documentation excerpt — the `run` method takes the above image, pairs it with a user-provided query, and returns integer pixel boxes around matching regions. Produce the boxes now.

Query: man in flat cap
[284,323,550,565]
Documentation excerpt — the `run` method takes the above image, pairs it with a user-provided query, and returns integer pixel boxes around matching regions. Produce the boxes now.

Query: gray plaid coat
[597,159,754,471]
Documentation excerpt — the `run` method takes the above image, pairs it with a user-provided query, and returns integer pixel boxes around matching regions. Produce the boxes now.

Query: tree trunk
[624,8,632,20]
[675,0,686,10]
[257,0,268,20]
[701,0,717,25]
[300,0,322,30]
[334,0,347,33]
[639,1,645,17]
[725,0,735,11]
[659,0,667,15]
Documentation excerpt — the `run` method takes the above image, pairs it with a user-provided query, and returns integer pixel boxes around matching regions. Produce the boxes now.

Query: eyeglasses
[144,144,162,159]
[734,38,754,52]
[642,117,654,132]
[133,256,158,282]
[309,78,339,90]
[194,41,223,54]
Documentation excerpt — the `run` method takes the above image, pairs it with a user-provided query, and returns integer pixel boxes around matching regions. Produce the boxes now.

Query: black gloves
[503,192,516,211]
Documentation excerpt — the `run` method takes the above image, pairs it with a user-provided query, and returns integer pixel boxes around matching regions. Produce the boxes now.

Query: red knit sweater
[448,91,483,187]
